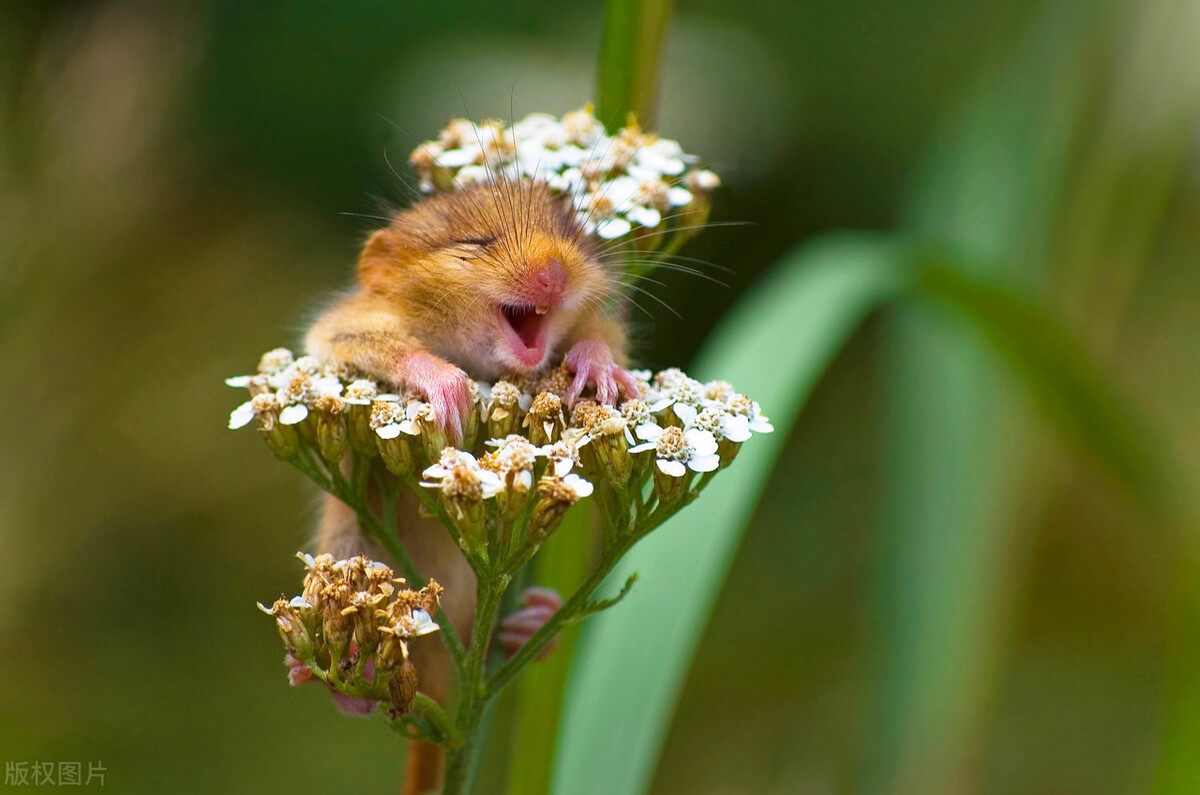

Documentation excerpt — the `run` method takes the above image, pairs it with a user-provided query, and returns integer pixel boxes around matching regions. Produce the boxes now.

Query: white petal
[685,428,718,456]
[628,441,657,454]
[668,186,693,206]
[228,401,256,430]
[721,415,752,443]
[635,422,663,441]
[438,146,480,168]
[288,596,312,609]
[688,454,721,473]
[279,404,309,425]
[376,424,402,440]
[311,376,343,397]
[596,217,632,239]
[626,205,662,228]
[410,609,441,636]
[553,458,574,477]
[518,393,533,411]
[649,397,674,413]
[656,459,687,478]
[749,417,775,433]
[563,473,594,498]
[604,176,641,208]
[422,464,449,479]
[517,470,533,491]
[673,403,697,425]
[225,375,252,388]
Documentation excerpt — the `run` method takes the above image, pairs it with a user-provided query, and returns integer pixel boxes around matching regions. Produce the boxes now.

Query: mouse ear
[357,228,401,291]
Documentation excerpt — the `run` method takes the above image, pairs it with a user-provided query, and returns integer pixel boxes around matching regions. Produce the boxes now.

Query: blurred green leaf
[595,0,672,130]
[915,262,1175,520]
[871,1,1196,791]
[553,233,910,795]
[505,505,595,795]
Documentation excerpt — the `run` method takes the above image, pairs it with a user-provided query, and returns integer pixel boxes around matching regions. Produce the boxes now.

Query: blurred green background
[2,0,1198,792]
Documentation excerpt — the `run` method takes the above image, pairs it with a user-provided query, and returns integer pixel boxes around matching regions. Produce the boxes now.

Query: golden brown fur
[308,178,630,795]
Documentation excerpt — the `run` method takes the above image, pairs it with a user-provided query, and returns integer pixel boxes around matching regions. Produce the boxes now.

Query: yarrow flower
[228,348,772,546]
[630,425,721,478]
[258,553,443,718]
[408,106,720,244]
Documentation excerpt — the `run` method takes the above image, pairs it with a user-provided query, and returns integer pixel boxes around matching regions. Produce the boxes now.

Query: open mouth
[499,304,551,367]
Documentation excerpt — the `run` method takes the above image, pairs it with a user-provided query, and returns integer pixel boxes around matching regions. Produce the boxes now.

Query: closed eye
[452,236,496,247]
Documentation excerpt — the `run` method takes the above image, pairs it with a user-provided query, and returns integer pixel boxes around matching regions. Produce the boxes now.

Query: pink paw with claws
[497,587,562,661]
[563,338,638,406]
[396,350,473,444]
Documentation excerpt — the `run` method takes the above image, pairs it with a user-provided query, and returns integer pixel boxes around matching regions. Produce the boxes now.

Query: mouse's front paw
[395,350,473,444]
[563,338,638,406]
[497,586,563,661]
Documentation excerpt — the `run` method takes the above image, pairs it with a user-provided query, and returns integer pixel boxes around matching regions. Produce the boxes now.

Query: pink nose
[528,260,568,304]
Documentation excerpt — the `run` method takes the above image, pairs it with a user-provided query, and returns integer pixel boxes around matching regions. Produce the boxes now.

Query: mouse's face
[360,180,615,378]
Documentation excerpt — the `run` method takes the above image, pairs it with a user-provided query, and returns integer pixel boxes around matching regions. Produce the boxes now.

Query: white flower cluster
[226,349,773,496]
[622,368,774,478]
[421,441,594,504]
[408,106,720,240]
[227,347,362,429]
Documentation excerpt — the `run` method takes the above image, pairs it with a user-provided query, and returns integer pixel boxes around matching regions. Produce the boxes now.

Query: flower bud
[529,474,593,539]
[388,659,419,719]
[525,392,564,446]
[314,396,349,464]
[249,394,301,460]
[486,381,526,439]
[652,461,687,505]
[378,434,414,476]
[258,597,315,660]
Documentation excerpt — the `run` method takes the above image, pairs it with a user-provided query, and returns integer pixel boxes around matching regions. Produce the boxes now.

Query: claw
[394,350,473,444]
[563,338,633,407]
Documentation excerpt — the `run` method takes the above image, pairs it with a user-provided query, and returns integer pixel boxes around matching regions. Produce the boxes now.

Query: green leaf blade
[553,233,909,795]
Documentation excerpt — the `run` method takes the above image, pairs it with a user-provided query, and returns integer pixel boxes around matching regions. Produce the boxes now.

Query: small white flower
[668,186,694,206]
[648,375,704,415]
[408,609,441,636]
[371,400,420,439]
[438,146,480,168]
[685,168,721,192]
[343,379,378,405]
[726,395,774,434]
[560,473,594,498]
[257,347,295,376]
[538,439,580,477]
[421,449,503,499]
[228,400,256,429]
[595,217,632,239]
[635,138,687,176]
[279,404,309,425]
[626,205,662,228]
[630,425,720,477]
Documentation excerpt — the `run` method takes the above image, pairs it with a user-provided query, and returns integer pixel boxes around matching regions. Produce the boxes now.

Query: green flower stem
[413,693,463,747]
[488,532,633,697]
[442,578,505,795]
[286,448,468,668]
